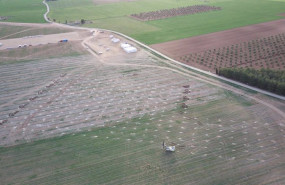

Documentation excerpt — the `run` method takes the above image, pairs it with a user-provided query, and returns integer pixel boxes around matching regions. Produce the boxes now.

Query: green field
[1,0,284,44]
[0,0,45,23]
[46,0,285,44]
[1,93,284,184]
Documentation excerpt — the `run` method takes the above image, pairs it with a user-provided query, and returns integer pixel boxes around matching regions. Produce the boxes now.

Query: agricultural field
[0,54,284,184]
[0,1,285,184]
[46,0,285,44]
[152,19,285,72]
[0,28,285,184]
[179,33,285,72]
[0,0,46,23]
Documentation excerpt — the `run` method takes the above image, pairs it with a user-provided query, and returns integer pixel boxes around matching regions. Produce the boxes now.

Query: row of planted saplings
[131,5,221,21]
[180,33,285,70]
[0,73,67,126]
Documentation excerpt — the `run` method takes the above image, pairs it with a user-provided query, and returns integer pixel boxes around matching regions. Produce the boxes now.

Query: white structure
[120,43,131,48]
[123,46,137,53]
[0,43,2,47]
[111,38,120,43]
[120,43,137,53]
[165,146,175,152]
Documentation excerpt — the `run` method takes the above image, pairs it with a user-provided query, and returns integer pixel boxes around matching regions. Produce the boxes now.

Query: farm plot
[0,91,284,184]
[179,32,285,72]
[151,19,285,72]
[0,52,223,146]
[130,5,221,21]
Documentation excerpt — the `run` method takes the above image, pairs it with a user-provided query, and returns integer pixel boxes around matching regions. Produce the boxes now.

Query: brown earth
[151,19,285,58]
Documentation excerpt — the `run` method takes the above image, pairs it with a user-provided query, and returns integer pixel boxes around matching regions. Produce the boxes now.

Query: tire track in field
[9,66,95,139]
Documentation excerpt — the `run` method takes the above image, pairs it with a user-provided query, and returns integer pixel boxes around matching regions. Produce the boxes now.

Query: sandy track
[151,19,285,57]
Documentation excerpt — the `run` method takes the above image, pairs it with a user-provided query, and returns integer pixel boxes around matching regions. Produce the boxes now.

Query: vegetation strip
[130,5,221,21]
[218,68,285,96]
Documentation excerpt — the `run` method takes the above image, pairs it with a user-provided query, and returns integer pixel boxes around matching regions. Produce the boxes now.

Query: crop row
[179,33,285,72]
[131,5,221,21]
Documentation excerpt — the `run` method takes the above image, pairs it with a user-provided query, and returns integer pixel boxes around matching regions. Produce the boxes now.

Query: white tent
[121,43,131,48]
[123,47,137,53]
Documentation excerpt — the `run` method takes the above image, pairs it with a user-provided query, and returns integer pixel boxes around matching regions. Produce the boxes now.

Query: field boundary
[42,0,285,101]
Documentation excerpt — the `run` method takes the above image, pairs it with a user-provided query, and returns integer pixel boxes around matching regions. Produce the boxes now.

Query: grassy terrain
[0,0,46,23]
[1,93,284,184]
[47,0,285,44]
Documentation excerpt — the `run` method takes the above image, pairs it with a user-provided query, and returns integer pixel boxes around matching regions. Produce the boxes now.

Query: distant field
[0,0,45,23]
[47,0,285,44]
